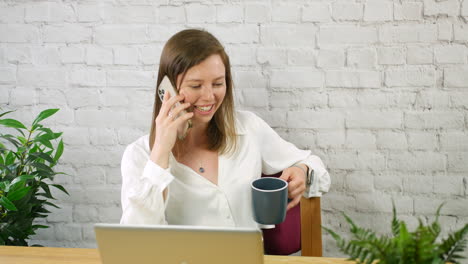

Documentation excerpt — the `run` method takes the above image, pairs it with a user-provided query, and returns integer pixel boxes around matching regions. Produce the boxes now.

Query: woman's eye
[213,83,223,87]
[190,85,201,89]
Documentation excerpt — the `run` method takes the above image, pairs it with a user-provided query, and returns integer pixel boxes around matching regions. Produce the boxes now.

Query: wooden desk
[0,246,353,264]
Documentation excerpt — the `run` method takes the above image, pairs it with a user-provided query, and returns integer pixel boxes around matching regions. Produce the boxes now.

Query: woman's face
[177,54,227,126]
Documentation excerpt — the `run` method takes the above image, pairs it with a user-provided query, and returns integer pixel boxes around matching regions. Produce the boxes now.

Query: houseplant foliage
[0,109,69,246]
[324,204,468,264]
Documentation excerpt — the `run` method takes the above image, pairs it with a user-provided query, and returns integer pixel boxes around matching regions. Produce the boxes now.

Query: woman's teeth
[195,105,213,112]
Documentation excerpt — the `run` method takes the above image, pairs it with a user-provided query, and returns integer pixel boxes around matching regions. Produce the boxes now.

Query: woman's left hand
[280,164,307,211]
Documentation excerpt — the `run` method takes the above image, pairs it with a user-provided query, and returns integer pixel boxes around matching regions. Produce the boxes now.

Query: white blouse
[120,110,330,228]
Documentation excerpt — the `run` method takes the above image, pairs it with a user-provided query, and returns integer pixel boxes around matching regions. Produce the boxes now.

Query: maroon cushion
[261,173,301,255]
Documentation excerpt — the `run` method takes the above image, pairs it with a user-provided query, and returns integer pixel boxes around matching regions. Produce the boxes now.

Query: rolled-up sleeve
[298,155,331,197]
[120,142,174,225]
[246,111,331,198]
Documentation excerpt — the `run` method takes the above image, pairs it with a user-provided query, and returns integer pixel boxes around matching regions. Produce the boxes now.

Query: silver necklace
[179,144,206,173]
[198,160,205,173]
[188,148,206,173]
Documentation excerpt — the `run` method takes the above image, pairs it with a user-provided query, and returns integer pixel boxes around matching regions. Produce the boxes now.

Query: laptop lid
[94,223,264,264]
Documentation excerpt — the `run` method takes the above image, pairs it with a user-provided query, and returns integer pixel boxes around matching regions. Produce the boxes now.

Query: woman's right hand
[150,91,193,168]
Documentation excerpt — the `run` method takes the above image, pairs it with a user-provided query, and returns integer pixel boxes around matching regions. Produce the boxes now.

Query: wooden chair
[261,173,323,257]
[300,196,322,256]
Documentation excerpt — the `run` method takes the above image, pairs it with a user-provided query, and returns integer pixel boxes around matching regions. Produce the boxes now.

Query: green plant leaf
[17,146,27,154]
[28,144,38,154]
[17,136,28,145]
[0,135,20,148]
[43,201,60,209]
[391,200,401,237]
[440,224,468,263]
[32,225,49,229]
[0,196,18,211]
[39,183,53,199]
[13,128,26,137]
[434,202,445,226]
[32,212,48,218]
[29,152,55,164]
[323,226,343,243]
[34,170,55,180]
[37,127,53,135]
[30,162,54,174]
[0,110,15,118]
[53,139,64,163]
[35,138,53,149]
[0,164,15,179]
[7,186,31,201]
[0,119,27,130]
[8,178,25,193]
[323,203,468,264]
[9,174,35,187]
[0,181,8,191]
[51,184,69,195]
[35,132,62,142]
[32,109,59,127]
[5,151,16,165]
[36,207,51,214]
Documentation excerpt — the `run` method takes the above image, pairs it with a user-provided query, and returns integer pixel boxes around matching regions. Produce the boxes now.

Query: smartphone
[157,76,192,140]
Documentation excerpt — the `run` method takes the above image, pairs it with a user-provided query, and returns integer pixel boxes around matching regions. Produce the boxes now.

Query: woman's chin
[192,116,214,126]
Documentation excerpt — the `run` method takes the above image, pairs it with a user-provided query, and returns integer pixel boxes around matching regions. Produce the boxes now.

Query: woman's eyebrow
[184,76,225,82]
[184,79,202,83]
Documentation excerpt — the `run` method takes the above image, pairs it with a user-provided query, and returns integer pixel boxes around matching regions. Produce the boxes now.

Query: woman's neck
[187,122,210,146]
[173,122,210,158]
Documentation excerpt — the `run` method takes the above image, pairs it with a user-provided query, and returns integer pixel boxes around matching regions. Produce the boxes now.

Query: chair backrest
[300,196,322,256]
[261,173,322,256]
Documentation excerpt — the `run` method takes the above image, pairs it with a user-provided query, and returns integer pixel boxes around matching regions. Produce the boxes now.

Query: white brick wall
[394,2,423,21]
[1,0,467,261]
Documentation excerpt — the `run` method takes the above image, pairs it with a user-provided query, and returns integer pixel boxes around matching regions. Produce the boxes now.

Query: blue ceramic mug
[251,177,288,225]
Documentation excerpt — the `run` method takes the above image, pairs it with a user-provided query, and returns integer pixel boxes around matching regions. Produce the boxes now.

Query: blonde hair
[149,29,237,155]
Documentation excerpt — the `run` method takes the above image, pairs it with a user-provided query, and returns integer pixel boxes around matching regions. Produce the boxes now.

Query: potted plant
[0,109,69,246]
[324,203,468,264]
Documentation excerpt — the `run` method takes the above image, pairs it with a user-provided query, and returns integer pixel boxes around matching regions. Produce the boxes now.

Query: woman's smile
[193,104,215,115]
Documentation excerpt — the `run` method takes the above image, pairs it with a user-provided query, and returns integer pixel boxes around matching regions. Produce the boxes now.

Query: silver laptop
[94,223,264,264]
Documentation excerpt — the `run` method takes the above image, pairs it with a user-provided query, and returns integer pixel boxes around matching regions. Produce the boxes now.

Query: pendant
[199,167,205,173]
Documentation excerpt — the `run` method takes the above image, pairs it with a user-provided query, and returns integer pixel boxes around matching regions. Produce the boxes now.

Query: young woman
[120,29,330,227]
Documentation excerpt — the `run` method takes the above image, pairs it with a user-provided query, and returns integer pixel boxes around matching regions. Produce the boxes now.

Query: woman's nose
[201,85,215,101]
